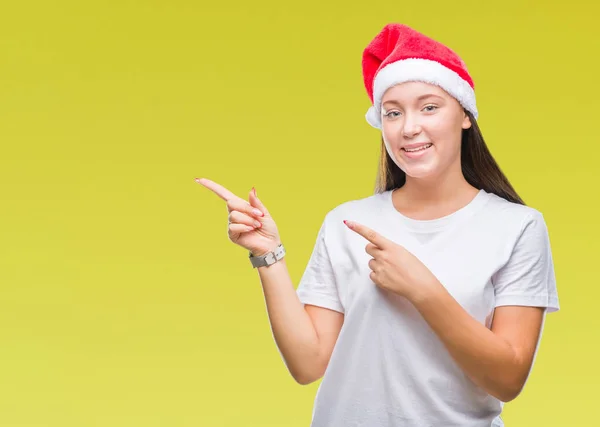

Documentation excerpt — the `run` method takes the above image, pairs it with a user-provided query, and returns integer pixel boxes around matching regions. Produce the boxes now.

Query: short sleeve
[492,211,559,313]
[296,216,345,314]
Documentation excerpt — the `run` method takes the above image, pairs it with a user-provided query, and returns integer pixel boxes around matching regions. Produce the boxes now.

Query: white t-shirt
[296,188,560,427]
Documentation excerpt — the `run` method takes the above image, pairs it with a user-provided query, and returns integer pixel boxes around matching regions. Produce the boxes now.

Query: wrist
[251,241,282,257]
[249,241,285,269]
[408,278,443,307]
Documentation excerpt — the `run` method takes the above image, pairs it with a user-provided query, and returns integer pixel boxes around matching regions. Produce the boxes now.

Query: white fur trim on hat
[365,58,478,129]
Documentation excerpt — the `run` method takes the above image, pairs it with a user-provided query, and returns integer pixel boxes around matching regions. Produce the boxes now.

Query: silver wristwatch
[249,243,286,268]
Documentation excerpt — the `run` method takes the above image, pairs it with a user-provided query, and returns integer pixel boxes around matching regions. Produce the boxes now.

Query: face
[380,81,471,180]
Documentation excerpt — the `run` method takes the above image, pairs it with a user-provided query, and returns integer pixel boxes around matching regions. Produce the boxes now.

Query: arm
[343,211,557,402]
[411,286,544,402]
[196,178,343,384]
[404,212,555,402]
[257,257,344,385]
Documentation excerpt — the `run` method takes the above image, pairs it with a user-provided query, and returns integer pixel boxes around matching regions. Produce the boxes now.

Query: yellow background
[0,1,597,425]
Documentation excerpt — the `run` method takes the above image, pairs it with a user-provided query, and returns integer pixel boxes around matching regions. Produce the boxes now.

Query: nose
[402,112,422,138]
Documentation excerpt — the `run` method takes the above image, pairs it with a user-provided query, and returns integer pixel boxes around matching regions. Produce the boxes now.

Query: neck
[397,164,477,205]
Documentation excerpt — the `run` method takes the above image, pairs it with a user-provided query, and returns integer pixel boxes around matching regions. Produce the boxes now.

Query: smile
[402,143,433,152]
[401,143,433,158]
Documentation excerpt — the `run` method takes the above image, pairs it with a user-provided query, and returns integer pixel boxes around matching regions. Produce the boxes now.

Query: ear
[461,110,472,130]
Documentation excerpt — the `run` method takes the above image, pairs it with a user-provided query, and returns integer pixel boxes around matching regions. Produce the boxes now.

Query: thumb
[249,187,270,216]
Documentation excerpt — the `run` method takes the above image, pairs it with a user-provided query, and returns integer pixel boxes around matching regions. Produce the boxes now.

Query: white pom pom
[365,106,381,129]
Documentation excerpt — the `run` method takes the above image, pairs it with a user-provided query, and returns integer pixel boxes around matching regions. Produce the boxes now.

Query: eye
[384,110,401,119]
[423,105,438,112]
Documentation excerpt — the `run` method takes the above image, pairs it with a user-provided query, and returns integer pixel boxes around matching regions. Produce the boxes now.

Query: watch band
[249,243,285,268]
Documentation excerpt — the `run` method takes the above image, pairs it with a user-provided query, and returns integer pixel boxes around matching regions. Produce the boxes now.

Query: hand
[196,178,282,257]
[343,219,439,302]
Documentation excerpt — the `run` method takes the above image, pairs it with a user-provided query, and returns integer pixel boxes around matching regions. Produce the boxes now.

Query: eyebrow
[382,94,445,106]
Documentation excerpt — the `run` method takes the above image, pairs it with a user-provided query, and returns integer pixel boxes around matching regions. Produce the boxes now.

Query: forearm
[410,283,526,402]
[256,257,322,384]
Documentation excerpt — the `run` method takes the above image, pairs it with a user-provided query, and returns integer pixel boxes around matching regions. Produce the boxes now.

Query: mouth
[401,143,433,152]
[401,143,433,158]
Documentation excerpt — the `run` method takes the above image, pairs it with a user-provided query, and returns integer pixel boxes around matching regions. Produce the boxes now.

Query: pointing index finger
[344,220,387,248]
[195,178,241,202]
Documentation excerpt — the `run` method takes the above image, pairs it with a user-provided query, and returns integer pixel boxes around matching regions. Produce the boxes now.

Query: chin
[396,161,439,179]
[404,168,438,180]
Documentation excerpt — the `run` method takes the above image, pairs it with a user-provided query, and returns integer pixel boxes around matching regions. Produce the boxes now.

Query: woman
[197,23,559,427]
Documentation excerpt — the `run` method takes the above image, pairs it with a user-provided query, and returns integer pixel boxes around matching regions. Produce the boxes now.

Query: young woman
[197,23,559,427]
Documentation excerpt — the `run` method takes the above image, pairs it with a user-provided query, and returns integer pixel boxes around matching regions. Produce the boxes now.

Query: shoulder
[322,191,388,225]
[316,191,390,247]
[479,192,553,258]
[482,191,546,231]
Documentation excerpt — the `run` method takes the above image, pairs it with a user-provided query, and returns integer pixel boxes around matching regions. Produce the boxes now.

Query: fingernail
[254,220,262,227]
[344,220,353,228]
[252,187,257,197]
[253,208,263,216]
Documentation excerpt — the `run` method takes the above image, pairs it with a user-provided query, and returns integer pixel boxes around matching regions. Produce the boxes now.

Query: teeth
[403,144,432,152]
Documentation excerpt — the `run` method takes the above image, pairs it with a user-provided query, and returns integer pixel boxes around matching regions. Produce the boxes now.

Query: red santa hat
[363,23,478,129]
